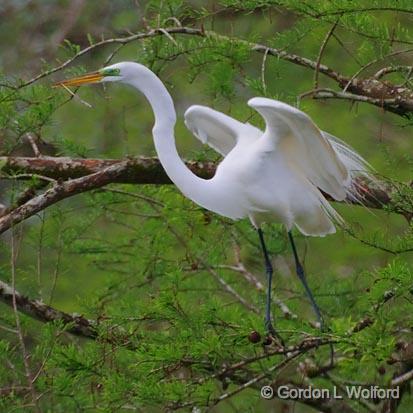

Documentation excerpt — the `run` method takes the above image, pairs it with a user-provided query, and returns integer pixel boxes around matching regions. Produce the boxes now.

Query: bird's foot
[264,321,284,347]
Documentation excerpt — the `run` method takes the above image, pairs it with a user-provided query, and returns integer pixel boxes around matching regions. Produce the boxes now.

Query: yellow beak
[54,71,104,88]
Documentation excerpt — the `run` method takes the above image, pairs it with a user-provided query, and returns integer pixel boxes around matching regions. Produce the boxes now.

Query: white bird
[57,61,372,338]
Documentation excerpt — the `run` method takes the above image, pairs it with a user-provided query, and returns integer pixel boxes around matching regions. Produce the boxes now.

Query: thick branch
[0,156,216,183]
[0,279,97,339]
[0,279,139,349]
[0,156,388,200]
[0,161,129,234]
[0,156,394,233]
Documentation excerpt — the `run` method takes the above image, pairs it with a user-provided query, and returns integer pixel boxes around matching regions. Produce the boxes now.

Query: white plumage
[57,61,375,335]
[57,61,373,237]
[185,98,371,236]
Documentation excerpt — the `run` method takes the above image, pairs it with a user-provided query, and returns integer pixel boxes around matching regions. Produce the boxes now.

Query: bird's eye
[100,68,121,77]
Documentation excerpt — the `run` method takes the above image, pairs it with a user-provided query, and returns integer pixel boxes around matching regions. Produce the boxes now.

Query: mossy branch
[0,156,394,235]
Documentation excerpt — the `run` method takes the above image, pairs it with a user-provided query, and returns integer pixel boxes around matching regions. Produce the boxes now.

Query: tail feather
[293,132,376,237]
[323,132,377,204]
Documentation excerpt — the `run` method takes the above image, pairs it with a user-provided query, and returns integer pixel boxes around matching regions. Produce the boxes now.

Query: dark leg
[288,231,334,365]
[287,231,324,330]
[257,228,281,340]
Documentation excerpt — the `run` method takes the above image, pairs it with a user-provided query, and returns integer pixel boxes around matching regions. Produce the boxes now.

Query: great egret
[57,61,372,339]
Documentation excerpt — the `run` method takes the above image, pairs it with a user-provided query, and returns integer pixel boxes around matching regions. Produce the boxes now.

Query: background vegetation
[0,1,413,412]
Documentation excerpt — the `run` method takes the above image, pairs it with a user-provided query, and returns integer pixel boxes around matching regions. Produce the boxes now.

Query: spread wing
[184,105,262,156]
[248,97,350,201]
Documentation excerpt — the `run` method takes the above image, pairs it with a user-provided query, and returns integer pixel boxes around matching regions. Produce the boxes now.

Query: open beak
[54,71,103,88]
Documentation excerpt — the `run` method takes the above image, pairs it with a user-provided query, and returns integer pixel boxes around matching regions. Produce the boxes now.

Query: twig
[25,133,42,157]
[311,6,413,18]
[331,34,362,66]
[326,373,376,412]
[207,266,260,314]
[14,25,413,117]
[163,17,182,27]
[48,228,63,304]
[99,187,164,207]
[60,83,93,108]
[20,26,344,89]
[212,350,304,406]
[314,20,339,89]
[391,367,413,386]
[158,28,178,46]
[294,5,413,46]
[343,47,413,92]
[305,87,399,108]
[1,173,57,183]
[260,47,269,95]
[215,248,297,320]
[146,199,260,314]
[374,65,413,79]
[103,44,125,66]
[352,288,398,333]
[10,229,41,413]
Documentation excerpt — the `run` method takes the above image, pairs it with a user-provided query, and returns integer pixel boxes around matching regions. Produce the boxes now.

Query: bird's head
[54,62,146,88]
[55,61,176,123]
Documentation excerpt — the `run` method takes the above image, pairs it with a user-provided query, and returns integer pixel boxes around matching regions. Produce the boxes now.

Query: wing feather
[248,97,350,200]
[184,105,261,156]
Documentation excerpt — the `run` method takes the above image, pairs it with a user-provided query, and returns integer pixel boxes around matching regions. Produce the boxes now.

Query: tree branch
[22,26,344,88]
[19,25,413,117]
[0,279,97,339]
[0,161,129,234]
[0,273,399,412]
[0,156,396,235]
[0,156,216,183]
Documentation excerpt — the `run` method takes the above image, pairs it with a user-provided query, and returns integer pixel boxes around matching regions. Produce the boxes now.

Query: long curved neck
[127,70,211,207]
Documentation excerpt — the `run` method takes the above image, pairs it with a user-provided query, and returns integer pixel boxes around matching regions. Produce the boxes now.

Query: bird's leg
[288,231,335,365]
[257,228,283,343]
[287,231,325,330]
